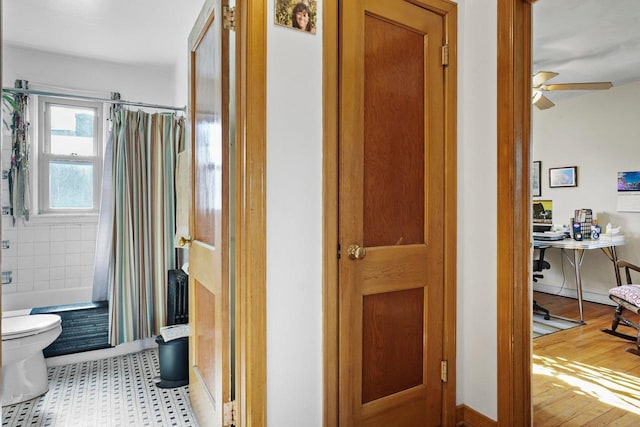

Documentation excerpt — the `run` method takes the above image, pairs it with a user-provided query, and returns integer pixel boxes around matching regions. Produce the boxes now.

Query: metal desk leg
[601,245,621,286]
[573,249,586,323]
[612,246,621,285]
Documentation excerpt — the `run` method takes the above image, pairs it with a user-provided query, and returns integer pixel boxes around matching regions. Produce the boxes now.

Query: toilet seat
[2,314,62,341]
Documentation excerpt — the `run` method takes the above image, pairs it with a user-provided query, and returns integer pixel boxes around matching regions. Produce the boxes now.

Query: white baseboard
[46,337,158,367]
[533,283,615,306]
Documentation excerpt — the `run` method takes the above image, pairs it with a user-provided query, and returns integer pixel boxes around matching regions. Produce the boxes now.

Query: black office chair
[533,247,551,320]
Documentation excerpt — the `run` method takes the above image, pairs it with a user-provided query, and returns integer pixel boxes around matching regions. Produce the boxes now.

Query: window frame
[37,96,103,215]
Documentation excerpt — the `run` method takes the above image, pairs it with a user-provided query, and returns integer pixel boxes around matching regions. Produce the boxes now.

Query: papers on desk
[599,233,625,242]
[533,231,566,241]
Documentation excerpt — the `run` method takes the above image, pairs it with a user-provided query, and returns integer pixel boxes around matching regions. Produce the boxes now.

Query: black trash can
[155,335,189,388]
[155,269,189,389]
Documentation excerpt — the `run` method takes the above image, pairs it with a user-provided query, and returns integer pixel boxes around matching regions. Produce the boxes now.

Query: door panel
[195,278,216,393]
[189,2,230,425]
[339,0,446,425]
[363,14,425,248]
[362,287,424,403]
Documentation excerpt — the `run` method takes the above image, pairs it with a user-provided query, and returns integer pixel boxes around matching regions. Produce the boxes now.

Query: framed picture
[617,171,640,192]
[549,166,577,188]
[274,0,317,35]
[532,161,541,197]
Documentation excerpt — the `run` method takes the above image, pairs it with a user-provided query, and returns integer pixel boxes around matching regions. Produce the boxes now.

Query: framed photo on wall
[274,0,317,34]
[549,166,577,188]
[532,161,541,197]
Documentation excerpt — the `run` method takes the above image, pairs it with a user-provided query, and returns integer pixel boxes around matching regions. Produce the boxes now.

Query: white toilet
[2,312,62,406]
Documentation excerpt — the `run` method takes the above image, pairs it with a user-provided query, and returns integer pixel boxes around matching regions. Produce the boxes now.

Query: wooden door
[339,0,450,425]
[188,2,231,425]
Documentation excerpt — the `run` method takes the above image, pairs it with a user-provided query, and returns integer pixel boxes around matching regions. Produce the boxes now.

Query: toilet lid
[2,314,61,340]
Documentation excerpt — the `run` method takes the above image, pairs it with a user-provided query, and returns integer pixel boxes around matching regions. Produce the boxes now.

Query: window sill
[20,213,99,226]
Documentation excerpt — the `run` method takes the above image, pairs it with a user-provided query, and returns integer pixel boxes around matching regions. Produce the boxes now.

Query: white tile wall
[34,267,49,281]
[18,255,35,269]
[2,217,98,304]
[65,253,81,266]
[1,119,97,308]
[65,277,82,289]
[66,266,81,279]
[17,242,34,257]
[34,254,50,268]
[50,279,66,290]
[50,241,66,255]
[34,227,51,242]
[33,280,49,291]
[50,227,67,242]
[17,269,34,291]
[19,228,35,243]
[50,267,65,280]
[34,242,50,256]
[3,256,18,271]
[3,228,17,243]
[3,244,17,258]
[50,253,66,268]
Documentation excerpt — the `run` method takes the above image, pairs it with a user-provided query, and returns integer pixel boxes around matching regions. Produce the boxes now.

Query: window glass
[49,161,93,209]
[38,96,103,215]
[50,105,95,155]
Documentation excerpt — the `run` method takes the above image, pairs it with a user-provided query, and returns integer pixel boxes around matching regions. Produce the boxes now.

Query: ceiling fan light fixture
[532,91,555,110]
[531,71,612,110]
[532,71,559,88]
[541,82,613,91]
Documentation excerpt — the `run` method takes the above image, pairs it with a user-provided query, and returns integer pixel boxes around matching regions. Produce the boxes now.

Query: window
[38,97,103,214]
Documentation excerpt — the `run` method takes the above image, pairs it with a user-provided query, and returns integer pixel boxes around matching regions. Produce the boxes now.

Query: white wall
[456,0,498,420]
[533,81,640,303]
[3,44,177,106]
[266,1,323,425]
[174,53,190,109]
[1,45,180,311]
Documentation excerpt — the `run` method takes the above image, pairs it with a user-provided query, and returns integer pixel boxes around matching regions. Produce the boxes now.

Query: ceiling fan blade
[532,71,559,88]
[532,91,555,110]
[540,82,613,91]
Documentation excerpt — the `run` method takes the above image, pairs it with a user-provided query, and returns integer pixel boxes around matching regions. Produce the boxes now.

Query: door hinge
[337,243,341,259]
[223,400,237,426]
[441,44,449,66]
[223,6,236,31]
[441,360,448,382]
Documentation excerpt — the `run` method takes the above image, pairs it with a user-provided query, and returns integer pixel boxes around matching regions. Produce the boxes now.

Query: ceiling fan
[532,71,613,110]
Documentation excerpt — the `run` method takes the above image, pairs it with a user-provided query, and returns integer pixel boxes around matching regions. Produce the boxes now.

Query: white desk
[533,237,625,323]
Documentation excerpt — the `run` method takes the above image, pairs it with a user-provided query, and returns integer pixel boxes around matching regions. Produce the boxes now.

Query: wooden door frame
[188,1,267,425]
[235,0,267,425]
[0,0,3,382]
[322,1,458,425]
[497,0,534,425]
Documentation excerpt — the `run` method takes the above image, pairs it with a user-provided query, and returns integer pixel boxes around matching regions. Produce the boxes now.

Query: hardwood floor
[533,291,640,426]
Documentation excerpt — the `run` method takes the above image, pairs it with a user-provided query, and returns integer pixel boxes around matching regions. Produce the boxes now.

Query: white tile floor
[2,349,197,427]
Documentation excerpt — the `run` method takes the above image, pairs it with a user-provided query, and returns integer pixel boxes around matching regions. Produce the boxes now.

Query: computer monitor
[533,200,552,231]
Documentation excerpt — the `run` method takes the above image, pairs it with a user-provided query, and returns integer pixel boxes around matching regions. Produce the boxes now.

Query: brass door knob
[347,244,366,260]
[178,235,193,247]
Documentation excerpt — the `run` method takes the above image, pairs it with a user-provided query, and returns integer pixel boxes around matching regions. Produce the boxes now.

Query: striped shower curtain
[107,109,184,345]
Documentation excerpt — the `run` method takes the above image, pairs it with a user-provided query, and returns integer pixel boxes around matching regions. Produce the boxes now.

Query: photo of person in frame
[275,0,317,35]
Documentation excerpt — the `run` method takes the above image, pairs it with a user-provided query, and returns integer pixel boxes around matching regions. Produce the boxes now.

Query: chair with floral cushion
[607,260,640,355]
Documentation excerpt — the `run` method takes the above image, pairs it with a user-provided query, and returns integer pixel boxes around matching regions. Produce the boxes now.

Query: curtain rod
[2,87,186,112]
